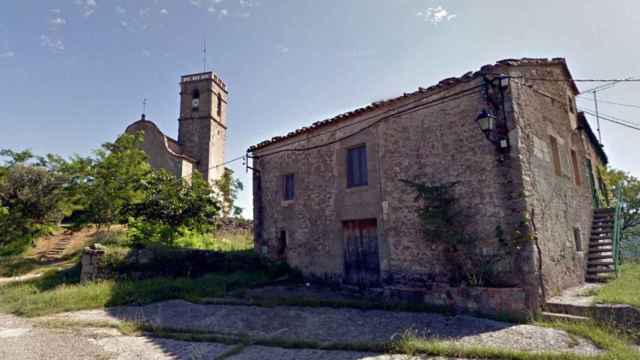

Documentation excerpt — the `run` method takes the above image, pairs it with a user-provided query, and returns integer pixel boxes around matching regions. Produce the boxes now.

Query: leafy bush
[127,170,220,247]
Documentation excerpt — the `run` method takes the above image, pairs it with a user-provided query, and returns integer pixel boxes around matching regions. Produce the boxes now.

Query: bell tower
[178,71,228,184]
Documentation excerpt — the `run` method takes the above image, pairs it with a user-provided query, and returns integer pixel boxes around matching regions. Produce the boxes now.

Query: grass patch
[0,266,277,317]
[594,262,640,308]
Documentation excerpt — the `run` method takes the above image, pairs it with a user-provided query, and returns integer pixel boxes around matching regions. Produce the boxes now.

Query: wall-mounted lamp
[476,109,509,151]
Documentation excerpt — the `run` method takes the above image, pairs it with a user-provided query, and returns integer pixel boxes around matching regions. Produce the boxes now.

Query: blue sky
[1,0,639,218]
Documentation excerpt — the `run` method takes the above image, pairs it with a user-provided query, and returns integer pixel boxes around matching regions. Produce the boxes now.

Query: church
[125,71,228,184]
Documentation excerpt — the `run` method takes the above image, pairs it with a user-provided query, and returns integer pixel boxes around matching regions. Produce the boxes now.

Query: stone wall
[509,65,606,299]
[252,75,531,298]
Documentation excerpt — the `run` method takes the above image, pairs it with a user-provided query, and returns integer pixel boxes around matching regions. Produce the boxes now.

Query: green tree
[215,167,244,218]
[73,133,151,228]
[128,170,220,246]
[0,164,67,254]
[601,167,640,238]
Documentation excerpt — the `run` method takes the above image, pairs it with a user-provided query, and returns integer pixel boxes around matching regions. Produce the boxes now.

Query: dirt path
[44,300,601,356]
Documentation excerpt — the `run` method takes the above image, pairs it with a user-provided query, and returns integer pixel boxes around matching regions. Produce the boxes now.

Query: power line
[252,84,484,158]
[578,106,640,128]
[579,108,640,132]
[577,96,640,110]
[504,76,640,83]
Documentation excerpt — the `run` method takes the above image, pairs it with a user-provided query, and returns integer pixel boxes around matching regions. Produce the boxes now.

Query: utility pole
[593,90,602,143]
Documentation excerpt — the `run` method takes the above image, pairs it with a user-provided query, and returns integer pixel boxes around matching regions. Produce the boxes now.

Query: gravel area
[45,300,601,355]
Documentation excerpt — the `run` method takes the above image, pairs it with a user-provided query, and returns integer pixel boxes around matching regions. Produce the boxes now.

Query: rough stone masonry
[248,58,608,317]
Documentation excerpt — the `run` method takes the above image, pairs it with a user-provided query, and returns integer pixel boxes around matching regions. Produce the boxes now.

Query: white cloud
[120,20,129,28]
[160,8,169,15]
[49,17,67,27]
[115,5,126,15]
[276,44,289,53]
[139,8,151,17]
[40,34,64,53]
[220,8,228,16]
[417,5,457,24]
[0,50,15,58]
[50,8,62,14]
[190,0,202,8]
[76,0,97,17]
[142,49,151,57]
[207,7,216,13]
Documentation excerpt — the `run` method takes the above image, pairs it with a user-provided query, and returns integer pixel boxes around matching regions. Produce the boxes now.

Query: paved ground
[0,313,441,359]
[44,300,601,355]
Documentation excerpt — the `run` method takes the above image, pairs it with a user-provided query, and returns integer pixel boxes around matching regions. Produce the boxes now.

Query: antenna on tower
[203,38,207,72]
[142,98,147,119]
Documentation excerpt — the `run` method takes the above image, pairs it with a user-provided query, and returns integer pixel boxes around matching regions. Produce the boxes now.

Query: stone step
[594,208,615,214]
[586,274,616,283]
[541,311,590,323]
[588,253,613,261]
[589,241,613,248]
[587,268,616,274]
[588,260,614,267]
[591,230,613,236]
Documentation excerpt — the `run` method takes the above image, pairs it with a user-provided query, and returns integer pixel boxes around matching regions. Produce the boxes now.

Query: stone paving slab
[45,300,601,355]
[226,346,448,360]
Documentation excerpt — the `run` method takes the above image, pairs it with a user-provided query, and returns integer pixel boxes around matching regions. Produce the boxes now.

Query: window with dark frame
[347,145,368,188]
[191,89,200,111]
[283,173,295,201]
[217,93,223,117]
[570,149,581,186]
[573,227,583,252]
[549,136,562,176]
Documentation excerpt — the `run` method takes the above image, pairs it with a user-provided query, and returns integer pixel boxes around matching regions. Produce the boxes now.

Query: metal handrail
[612,184,624,275]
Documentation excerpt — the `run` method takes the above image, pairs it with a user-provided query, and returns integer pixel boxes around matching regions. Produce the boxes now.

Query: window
[570,149,581,186]
[191,89,200,111]
[347,145,368,188]
[277,230,287,257]
[283,173,295,200]
[549,136,562,176]
[217,93,223,117]
[573,227,583,252]
[567,95,576,114]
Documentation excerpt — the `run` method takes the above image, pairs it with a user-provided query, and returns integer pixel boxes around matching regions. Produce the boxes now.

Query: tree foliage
[215,167,244,218]
[601,166,640,236]
[1,131,222,254]
[128,170,220,246]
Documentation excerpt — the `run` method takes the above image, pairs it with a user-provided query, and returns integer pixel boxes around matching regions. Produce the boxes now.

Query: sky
[1,0,639,218]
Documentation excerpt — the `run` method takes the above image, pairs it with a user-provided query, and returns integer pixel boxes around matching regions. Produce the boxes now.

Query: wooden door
[343,219,381,287]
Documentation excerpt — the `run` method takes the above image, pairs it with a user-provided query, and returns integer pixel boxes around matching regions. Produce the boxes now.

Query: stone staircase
[42,231,73,260]
[586,208,617,283]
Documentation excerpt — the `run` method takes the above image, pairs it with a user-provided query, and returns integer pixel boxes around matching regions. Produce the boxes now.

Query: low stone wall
[80,244,106,282]
[546,301,640,330]
[383,285,529,321]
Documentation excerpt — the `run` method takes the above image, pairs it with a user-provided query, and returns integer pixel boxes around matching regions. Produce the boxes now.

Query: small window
[283,173,295,200]
[570,149,581,186]
[191,89,200,111]
[567,95,576,114]
[277,230,287,257]
[549,136,562,176]
[573,227,583,252]
[347,145,368,188]
[217,93,223,117]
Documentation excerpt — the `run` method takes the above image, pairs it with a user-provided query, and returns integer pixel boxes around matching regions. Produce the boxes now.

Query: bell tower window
[191,89,200,111]
[217,93,222,118]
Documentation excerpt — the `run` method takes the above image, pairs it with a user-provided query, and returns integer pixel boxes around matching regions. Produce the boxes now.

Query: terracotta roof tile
[249,57,577,151]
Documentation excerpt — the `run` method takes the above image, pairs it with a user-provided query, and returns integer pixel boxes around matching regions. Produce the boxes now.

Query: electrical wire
[577,107,640,130]
[577,97,640,110]
[579,109,640,132]
[252,84,483,158]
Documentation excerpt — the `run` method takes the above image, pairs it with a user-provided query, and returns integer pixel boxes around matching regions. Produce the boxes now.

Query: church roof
[248,57,579,152]
[125,117,197,163]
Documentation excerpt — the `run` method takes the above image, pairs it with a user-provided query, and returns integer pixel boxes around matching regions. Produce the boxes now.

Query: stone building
[125,71,228,184]
[248,58,609,316]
